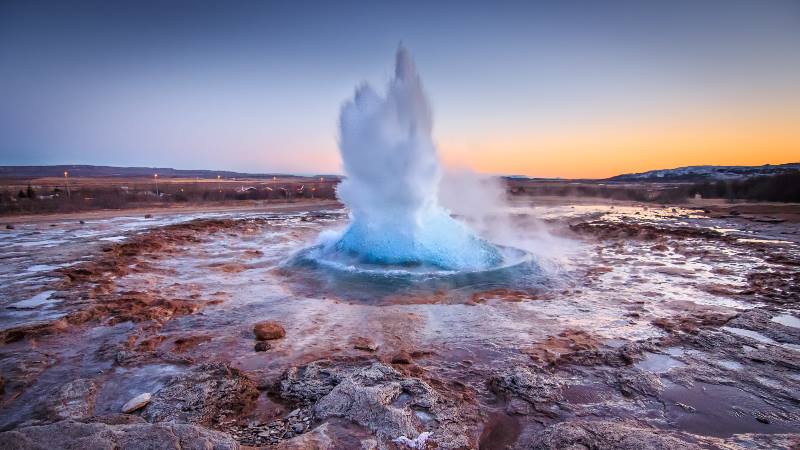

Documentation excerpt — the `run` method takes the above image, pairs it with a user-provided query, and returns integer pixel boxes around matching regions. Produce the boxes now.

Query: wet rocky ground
[0,200,798,449]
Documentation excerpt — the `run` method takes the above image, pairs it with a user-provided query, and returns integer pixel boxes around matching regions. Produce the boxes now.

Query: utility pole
[64,171,71,198]
[154,173,159,196]
[217,175,221,192]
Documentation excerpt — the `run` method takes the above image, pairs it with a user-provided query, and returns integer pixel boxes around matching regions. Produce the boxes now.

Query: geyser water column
[322,47,502,271]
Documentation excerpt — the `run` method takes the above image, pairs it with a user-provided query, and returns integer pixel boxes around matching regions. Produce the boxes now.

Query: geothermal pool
[1,200,799,448]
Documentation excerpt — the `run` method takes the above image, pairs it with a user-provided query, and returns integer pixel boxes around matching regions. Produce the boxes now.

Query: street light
[64,171,71,198]
[154,173,159,196]
[217,175,221,192]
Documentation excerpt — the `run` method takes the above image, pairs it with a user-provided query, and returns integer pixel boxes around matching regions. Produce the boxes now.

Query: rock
[489,366,562,416]
[615,370,663,398]
[121,392,152,413]
[279,360,479,449]
[524,420,701,450]
[144,214,153,218]
[254,321,286,341]
[47,378,97,421]
[0,419,240,450]
[142,362,259,425]
[351,336,377,352]
[255,341,271,352]
[279,361,347,405]
[5,224,14,230]
[312,363,434,441]
[79,220,86,224]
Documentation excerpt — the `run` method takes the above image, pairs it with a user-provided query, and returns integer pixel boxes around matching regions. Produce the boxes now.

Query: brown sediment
[0,319,70,345]
[172,334,213,352]
[469,288,536,304]
[570,220,734,242]
[523,329,603,366]
[382,289,450,305]
[652,304,737,335]
[1,219,261,347]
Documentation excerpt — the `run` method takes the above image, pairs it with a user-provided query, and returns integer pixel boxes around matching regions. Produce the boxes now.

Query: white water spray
[321,47,502,270]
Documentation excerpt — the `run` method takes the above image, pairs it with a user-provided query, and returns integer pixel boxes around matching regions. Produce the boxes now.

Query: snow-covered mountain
[609,163,800,182]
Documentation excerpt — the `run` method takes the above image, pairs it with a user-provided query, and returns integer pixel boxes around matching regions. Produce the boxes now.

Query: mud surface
[1,200,798,449]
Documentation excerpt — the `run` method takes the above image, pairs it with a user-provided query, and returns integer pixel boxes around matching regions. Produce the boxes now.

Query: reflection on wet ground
[1,200,798,448]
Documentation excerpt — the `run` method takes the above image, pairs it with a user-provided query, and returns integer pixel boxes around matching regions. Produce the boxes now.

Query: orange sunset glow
[440,112,799,179]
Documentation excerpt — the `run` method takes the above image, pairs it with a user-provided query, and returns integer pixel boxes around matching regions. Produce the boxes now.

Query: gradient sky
[1,0,798,178]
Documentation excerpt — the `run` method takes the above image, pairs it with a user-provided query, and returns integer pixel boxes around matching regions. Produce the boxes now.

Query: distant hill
[0,165,339,180]
[608,163,800,182]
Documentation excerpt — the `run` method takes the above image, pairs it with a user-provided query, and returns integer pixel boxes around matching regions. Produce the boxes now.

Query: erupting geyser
[316,47,504,271]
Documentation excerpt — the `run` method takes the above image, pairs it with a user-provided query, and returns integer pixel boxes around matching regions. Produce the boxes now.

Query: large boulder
[489,366,563,417]
[279,360,348,405]
[0,420,239,450]
[142,362,258,426]
[278,360,479,449]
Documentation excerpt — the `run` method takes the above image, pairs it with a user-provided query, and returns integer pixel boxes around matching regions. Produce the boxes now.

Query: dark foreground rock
[278,360,480,449]
[489,366,563,417]
[141,362,258,425]
[0,420,239,450]
[522,420,700,450]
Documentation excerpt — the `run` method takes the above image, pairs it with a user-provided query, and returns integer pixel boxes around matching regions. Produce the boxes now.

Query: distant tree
[26,184,35,199]
[18,189,26,198]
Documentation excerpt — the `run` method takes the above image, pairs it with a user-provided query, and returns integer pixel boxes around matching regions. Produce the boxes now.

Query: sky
[0,0,798,179]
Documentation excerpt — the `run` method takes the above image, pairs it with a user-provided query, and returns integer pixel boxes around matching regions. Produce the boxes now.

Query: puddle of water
[635,352,685,374]
[7,291,57,309]
[722,327,777,345]
[93,364,185,416]
[662,381,795,437]
[99,236,127,243]
[715,360,743,371]
[663,347,685,357]
[771,314,800,329]
[478,411,520,450]
[25,264,61,273]
[736,238,794,245]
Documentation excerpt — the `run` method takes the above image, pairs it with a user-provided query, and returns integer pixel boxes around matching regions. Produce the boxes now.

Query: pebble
[253,321,286,340]
[121,392,152,413]
[254,341,271,352]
